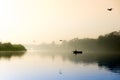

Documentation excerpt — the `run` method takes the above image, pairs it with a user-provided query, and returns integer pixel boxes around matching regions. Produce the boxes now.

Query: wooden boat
[72,50,82,55]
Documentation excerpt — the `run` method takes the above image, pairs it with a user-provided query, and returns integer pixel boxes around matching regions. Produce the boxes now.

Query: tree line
[39,30,120,52]
[0,42,27,51]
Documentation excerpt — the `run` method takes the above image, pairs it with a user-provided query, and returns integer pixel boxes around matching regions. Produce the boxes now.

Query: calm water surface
[0,49,119,80]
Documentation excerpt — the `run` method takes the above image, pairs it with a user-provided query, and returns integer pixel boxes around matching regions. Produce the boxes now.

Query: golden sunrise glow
[0,0,120,44]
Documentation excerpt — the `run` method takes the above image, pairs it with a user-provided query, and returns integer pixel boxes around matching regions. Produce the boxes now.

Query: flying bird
[107,8,113,11]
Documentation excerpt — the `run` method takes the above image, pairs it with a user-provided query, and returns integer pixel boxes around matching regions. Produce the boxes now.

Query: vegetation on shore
[61,30,120,52]
[0,42,27,51]
[36,31,120,73]
[38,30,120,52]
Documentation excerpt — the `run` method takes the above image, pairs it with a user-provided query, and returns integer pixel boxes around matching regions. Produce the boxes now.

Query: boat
[72,49,82,55]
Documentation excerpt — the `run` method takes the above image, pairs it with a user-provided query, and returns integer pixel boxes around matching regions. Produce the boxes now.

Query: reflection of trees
[0,51,26,59]
[97,52,120,74]
[37,50,120,74]
[37,31,120,74]
[68,52,120,74]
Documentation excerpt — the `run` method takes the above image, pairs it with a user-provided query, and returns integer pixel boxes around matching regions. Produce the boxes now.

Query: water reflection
[36,50,120,74]
[0,51,26,59]
[0,49,119,80]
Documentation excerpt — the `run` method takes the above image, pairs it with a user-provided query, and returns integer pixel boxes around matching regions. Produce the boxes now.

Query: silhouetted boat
[73,50,82,55]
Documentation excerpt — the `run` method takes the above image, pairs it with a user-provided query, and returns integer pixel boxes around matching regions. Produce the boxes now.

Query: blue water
[0,50,119,80]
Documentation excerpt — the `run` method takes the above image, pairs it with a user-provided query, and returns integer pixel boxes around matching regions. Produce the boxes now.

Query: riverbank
[0,42,27,51]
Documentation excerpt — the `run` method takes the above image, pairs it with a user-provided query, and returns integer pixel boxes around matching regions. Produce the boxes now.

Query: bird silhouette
[107,8,113,11]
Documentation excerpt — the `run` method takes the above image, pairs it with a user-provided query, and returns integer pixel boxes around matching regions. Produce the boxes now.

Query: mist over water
[0,45,119,80]
[27,31,120,75]
[0,0,120,79]
[29,45,120,74]
[0,31,120,80]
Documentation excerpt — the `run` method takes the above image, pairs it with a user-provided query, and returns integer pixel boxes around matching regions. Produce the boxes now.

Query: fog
[26,31,120,74]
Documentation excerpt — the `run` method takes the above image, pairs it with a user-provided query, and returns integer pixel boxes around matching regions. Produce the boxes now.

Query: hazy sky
[0,0,120,44]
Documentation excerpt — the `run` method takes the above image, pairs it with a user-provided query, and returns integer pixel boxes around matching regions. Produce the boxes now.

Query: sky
[0,0,120,44]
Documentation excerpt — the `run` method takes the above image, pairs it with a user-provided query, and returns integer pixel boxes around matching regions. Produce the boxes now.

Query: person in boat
[73,49,82,54]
